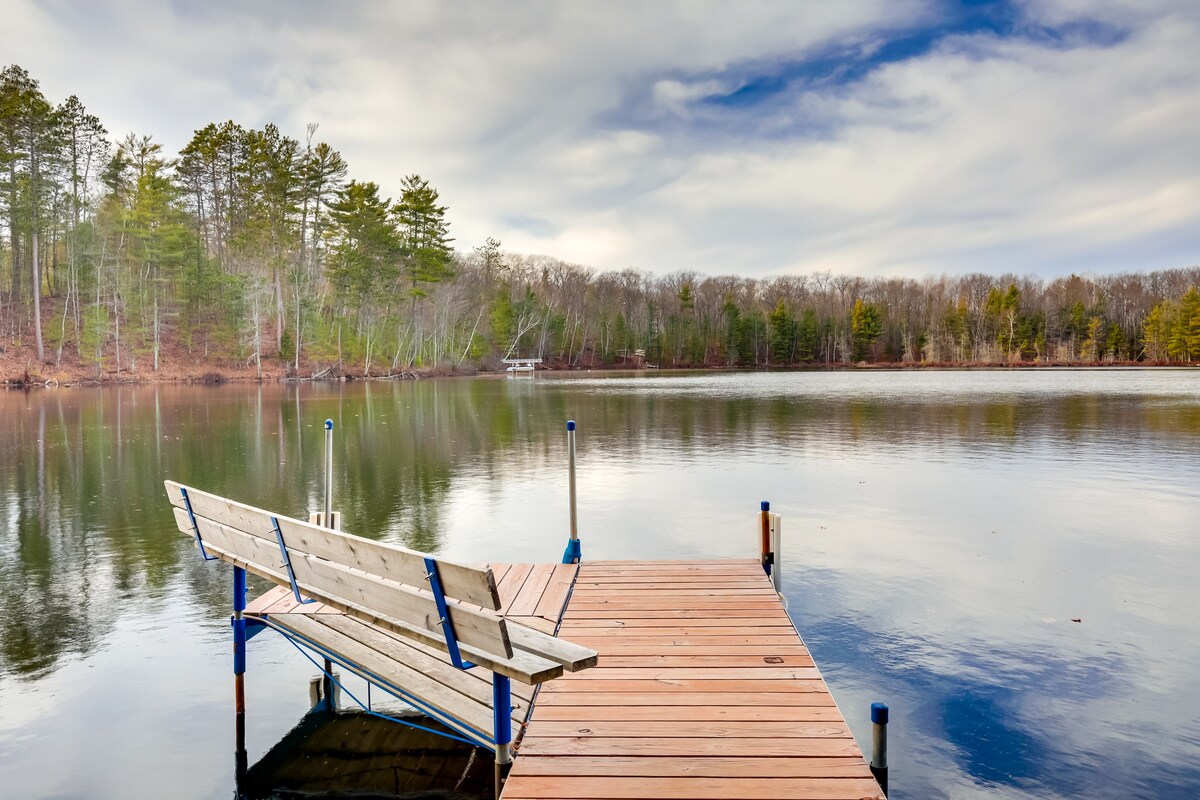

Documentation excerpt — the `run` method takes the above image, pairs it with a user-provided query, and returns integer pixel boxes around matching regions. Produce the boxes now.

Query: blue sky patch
[690,1,1124,113]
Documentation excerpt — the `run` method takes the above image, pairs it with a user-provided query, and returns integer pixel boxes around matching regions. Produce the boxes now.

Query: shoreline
[4,358,1188,390]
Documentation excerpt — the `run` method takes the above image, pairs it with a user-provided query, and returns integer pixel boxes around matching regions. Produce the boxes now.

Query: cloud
[7,1,1199,278]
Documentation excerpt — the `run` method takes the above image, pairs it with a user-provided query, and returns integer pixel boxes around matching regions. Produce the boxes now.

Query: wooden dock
[502,559,884,800]
[245,557,882,799]
[168,425,885,800]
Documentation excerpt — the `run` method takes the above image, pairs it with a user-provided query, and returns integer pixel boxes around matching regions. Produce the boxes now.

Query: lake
[1,369,1198,799]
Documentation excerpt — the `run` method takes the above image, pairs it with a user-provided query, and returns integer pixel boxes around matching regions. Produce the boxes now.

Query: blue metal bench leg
[493,673,512,800]
[233,567,248,792]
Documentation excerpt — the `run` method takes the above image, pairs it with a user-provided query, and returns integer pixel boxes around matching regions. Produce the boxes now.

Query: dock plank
[530,705,846,722]
[500,776,884,800]
[507,756,874,778]
[509,563,556,617]
[516,737,868,758]
[533,692,837,707]
[498,563,534,610]
[533,564,577,621]
[524,721,853,739]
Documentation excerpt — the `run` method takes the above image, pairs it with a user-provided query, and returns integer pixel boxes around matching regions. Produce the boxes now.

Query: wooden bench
[163,480,598,777]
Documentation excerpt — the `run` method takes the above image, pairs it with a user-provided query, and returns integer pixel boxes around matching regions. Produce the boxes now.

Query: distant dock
[504,358,543,374]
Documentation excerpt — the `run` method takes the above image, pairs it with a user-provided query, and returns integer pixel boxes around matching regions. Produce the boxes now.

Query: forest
[3,63,1200,383]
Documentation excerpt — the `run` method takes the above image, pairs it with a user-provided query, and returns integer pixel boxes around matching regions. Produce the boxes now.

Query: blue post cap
[761,500,770,511]
[567,420,576,431]
[325,419,333,430]
[871,702,889,725]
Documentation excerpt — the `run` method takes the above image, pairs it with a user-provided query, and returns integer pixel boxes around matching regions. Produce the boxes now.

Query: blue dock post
[233,565,248,789]
[562,420,582,564]
[870,701,889,796]
[493,673,513,800]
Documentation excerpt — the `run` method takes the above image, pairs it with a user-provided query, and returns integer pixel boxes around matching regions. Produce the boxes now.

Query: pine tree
[1169,287,1200,362]
[851,298,882,361]
[325,180,400,371]
[768,299,795,364]
[393,174,453,304]
[1,65,63,359]
[1143,302,1171,361]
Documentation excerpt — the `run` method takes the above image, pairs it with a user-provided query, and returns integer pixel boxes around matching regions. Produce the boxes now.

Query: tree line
[3,63,1200,379]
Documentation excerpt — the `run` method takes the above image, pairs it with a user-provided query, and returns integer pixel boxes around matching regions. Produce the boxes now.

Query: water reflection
[0,370,1198,798]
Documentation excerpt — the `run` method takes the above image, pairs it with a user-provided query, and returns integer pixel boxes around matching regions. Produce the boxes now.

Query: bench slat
[509,623,600,672]
[166,481,500,610]
[171,509,571,683]
[171,507,512,658]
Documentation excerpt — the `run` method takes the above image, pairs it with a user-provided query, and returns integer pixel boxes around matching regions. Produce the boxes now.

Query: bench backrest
[166,480,513,656]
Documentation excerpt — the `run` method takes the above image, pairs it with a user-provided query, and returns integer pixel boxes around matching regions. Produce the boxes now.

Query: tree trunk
[32,221,44,362]
[153,291,160,371]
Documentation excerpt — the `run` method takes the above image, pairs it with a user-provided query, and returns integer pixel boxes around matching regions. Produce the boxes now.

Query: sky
[7,0,1200,279]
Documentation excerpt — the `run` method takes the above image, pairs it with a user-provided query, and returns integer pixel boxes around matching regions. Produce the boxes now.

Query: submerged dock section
[503,559,885,800]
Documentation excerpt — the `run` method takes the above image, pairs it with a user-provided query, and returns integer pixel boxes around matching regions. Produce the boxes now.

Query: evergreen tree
[326,181,399,321]
[768,299,795,364]
[1,65,62,361]
[1143,302,1171,361]
[1168,287,1200,362]
[393,174,453,304]
[796,308,818,361]
[851,298,882,361]
[722,296,741,366]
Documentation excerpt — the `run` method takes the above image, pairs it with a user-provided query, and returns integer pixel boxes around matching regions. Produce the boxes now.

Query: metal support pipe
[233,566,248,793]
[770,513,782,595]
[493,673,513,800]
[567,420,578,541]
[323,419,334,523]
[233,566,247,694]
[562,420,581,564]
[870,701,889,797]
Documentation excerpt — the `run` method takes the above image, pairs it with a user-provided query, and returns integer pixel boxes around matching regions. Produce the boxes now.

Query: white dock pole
[568,420,578,542]
[320,417,338,702]
[562,420,582,563]
[770,513,782,595]
[323,419,334,524]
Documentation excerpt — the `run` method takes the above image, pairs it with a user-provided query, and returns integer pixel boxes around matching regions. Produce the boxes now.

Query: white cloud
[7,0,1199,277]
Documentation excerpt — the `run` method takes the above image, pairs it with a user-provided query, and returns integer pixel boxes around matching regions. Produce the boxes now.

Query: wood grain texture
[504,560,881,800]
[166,480,499,608]
[500,776,884,800]
[170,505,514,657]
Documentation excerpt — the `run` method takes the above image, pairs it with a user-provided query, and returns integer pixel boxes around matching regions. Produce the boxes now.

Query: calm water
[1,370,1198,799]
